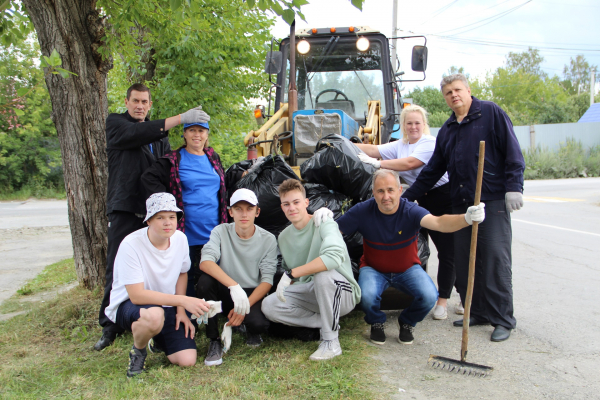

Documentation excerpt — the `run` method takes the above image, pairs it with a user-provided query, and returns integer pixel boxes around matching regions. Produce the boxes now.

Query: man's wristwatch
[285,270,295,280]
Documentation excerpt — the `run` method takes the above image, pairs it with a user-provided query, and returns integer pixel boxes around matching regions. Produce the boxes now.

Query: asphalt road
[0,199,72,305]
[378,177,600,399]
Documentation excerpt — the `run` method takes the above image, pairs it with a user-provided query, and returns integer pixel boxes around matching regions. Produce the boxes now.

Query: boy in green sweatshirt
[261,179,360,361]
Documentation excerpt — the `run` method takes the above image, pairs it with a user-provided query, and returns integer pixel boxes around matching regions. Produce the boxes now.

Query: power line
[435,0,533,36]
[418,0,460,26]
[431,35,600,52]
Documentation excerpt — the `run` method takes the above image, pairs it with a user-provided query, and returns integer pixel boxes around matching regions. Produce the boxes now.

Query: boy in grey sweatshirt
[197,189,277,366]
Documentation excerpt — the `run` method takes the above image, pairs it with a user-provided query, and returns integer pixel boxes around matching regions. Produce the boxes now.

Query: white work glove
[505,192,523,213]
[180,105,210,124]
[221,323,232,353]
[228,284,250,315]
[276,272,292,303]
[464,203,486,225]
[358,153,381,169]
[312,207,333,227]
[190,300,222,325]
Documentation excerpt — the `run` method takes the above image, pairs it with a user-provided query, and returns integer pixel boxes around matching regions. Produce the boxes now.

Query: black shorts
[115,300,197,356]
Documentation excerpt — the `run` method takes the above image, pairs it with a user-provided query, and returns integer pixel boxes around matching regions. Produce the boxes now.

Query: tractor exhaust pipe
[288,19,298,131]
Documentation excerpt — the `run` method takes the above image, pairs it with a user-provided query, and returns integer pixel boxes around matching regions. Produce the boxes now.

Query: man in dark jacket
[403,74,525,342]
[94,83,210,351]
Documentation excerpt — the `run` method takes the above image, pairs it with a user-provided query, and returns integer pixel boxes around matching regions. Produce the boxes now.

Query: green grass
[0,264,385,399]
[523,140,600,180]
[0,186,66,201]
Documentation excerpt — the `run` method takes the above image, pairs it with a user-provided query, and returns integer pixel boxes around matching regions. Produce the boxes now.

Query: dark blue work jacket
[403,97,525,206]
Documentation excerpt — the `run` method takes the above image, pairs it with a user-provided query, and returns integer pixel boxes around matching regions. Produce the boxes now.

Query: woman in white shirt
[356,104,461,320]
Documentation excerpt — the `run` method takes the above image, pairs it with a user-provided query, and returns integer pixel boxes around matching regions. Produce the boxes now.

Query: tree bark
[22,0,112,289]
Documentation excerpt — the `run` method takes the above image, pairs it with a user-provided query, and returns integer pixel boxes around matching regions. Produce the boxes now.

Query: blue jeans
[358,265,438,327]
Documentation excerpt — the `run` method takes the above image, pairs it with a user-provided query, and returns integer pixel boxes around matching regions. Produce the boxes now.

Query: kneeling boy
[197,189,277,366]
[261,179,361,361]
[104,193,210,377]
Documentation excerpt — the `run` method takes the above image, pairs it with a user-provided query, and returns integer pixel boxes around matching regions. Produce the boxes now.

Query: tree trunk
[23,0,112,289]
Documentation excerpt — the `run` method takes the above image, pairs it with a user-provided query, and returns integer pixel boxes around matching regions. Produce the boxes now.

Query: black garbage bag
[304,183,363,264]
[235,155,298,238]
[224,159,254,204]
[304,183,352,220]
[300,134,376,202]
[418,230,430,269]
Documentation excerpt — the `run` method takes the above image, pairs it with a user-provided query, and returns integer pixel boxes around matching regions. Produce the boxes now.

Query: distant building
[578,103,600,123]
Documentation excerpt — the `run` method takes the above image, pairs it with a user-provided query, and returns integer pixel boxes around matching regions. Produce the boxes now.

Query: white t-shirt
[377,135,449,188]
[105,227,191,323]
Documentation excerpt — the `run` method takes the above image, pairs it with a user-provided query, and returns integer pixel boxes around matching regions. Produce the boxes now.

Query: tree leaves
[39,49,77,78]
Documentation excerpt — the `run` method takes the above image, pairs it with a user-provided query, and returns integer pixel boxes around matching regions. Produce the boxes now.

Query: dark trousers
[417,183,456,299]
[98,211,145,333]
[188,245,204,298]
[196,273,270,339]
[453,199,516,329]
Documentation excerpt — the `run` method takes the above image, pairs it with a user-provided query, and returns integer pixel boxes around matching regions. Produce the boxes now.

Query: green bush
[523,139,600,179]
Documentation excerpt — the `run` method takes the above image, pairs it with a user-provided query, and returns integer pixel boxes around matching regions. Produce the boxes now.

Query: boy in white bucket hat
[197,188,277,366]
[104,192,211,377]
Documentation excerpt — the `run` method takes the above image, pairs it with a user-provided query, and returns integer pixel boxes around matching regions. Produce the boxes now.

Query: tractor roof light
[356,36,370,52]
[297,39,310,55]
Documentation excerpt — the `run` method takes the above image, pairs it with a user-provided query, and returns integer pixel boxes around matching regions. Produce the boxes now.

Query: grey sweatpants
[261,269,355,340]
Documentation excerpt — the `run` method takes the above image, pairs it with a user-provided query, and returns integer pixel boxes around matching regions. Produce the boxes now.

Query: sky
[269,0,600,95]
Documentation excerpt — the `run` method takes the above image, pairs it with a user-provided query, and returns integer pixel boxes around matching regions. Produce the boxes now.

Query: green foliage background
[0,33,63,197]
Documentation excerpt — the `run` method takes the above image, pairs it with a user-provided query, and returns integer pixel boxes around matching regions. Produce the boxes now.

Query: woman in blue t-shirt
[142,121,227,297]
[355,105,461,320]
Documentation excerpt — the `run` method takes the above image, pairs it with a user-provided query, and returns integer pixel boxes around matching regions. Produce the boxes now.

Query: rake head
[428,354,493,378]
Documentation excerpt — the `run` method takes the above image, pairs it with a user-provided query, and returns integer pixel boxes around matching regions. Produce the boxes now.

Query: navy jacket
[106,111,171,215]
[403,97,525,206]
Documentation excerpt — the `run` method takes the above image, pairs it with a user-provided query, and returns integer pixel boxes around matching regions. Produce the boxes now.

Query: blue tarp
[578,103,600,123]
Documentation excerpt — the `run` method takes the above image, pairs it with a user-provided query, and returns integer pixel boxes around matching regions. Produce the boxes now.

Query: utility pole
[591,71,596,106]
[391,0,398,75]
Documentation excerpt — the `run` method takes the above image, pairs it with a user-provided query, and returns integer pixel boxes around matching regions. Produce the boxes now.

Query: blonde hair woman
[355,104,461,320]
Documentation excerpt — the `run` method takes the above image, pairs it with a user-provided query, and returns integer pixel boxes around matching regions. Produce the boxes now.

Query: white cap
[229,188,258,207]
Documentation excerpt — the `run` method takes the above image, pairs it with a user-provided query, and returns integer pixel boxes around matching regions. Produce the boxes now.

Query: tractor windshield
[282,38,387,119]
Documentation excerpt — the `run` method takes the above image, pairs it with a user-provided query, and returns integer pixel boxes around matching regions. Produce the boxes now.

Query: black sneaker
[94,331,117,351]
[147,338,164,354]
[246,333,263,348]
[204,339,223,366]
[398,322,414,345]
[127,346,147,378]
[370,323,386,345]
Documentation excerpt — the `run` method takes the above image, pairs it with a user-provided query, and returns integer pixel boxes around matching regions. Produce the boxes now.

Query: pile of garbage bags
[300,134,376,203]
[224,135,430,278]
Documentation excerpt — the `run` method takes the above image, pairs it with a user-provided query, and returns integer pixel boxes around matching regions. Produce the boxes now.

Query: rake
[428,141,494,378]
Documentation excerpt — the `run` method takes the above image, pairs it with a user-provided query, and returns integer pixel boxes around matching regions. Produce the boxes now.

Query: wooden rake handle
[461,141,485,362]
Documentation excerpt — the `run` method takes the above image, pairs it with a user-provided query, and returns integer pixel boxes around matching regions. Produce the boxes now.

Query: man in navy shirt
[403,73,525,342]
[336,169,484,345]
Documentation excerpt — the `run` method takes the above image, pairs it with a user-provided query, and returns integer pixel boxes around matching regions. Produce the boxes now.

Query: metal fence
[429,122,600,151]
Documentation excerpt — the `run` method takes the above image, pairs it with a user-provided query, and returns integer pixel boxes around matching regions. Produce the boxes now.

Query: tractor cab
[245,26,427,168]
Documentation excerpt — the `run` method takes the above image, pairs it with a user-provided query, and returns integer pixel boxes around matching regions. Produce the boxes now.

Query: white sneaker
[309,338,342,361]
[432,305,448,320]
[455,303,465,315]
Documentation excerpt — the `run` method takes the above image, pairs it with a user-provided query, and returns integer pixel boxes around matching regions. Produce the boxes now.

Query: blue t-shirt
[336,197,430,273]
[179,148,220,245]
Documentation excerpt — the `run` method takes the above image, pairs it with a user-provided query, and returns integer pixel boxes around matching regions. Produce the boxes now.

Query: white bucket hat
[229,188,259,207]
[144,193,184,223]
